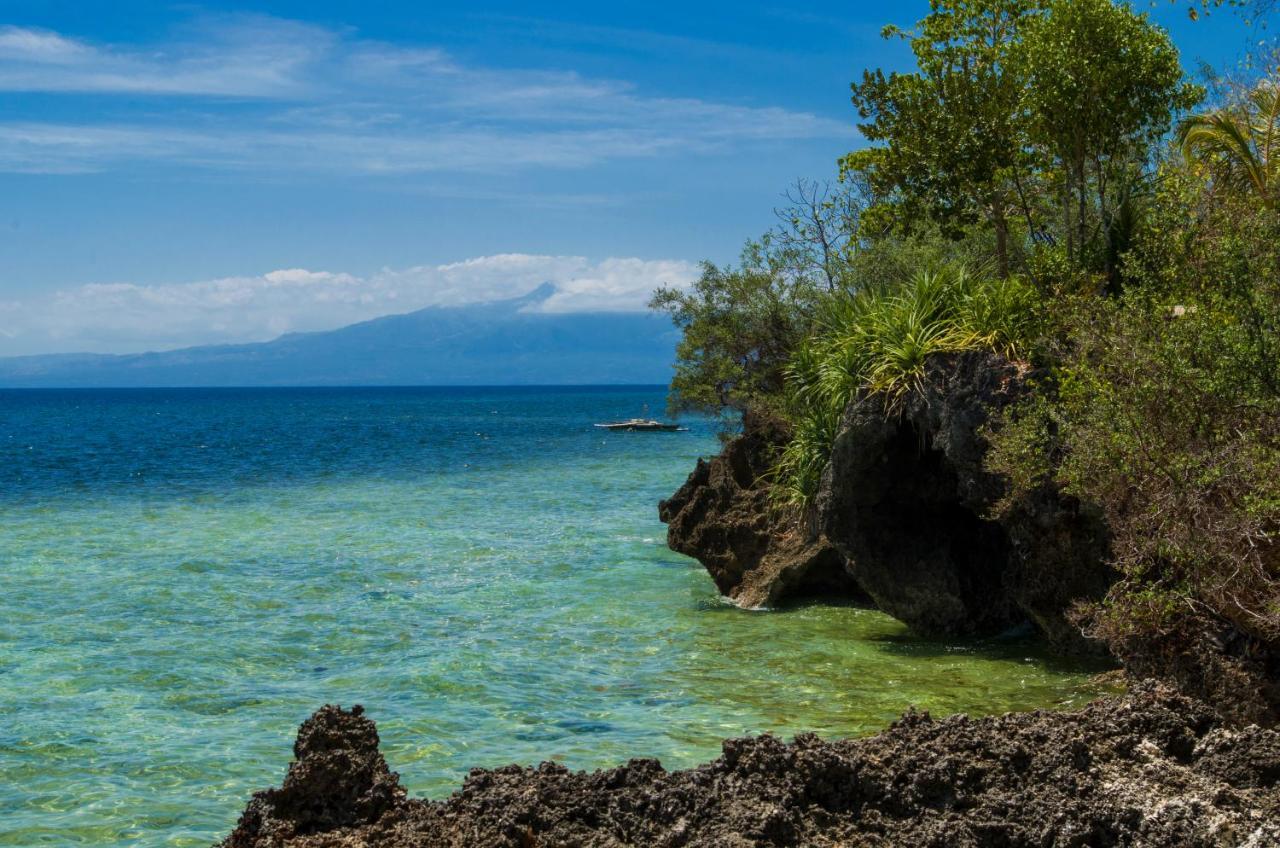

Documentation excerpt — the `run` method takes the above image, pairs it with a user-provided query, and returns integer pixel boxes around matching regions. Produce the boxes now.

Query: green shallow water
[0,387,1110,846]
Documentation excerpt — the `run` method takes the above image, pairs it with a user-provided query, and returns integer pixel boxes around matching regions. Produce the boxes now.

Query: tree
[843,0,1040,278]
[1178,75,1280,208]
[651,180,865,421]
[770,179,862,291]
[649,246,824,421]
[1019,0,1202,274]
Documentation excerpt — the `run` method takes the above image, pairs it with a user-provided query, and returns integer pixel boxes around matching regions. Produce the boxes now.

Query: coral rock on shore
[658,411,861,609]
[222,704,405,847]
[221,684,1280,847]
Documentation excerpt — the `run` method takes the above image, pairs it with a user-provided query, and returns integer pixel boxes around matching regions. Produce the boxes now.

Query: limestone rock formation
[222,704,405,847]
[659,353,1112,647]
[659,411,861,609]
[815,351,1113,646]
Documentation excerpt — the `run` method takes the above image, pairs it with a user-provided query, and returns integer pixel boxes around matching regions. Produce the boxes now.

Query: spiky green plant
[772,263,1040,512]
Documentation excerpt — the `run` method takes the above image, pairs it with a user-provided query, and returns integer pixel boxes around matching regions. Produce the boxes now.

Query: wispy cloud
[0,18,330,96]
[0,16,851,176]
[0,254,698,356]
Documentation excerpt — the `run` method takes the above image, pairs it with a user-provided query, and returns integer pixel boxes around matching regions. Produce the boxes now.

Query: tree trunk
[992,206,1010,279]
[1062,175,1074,263]
[1075,139,1085,261]
[1076,150,1087,261]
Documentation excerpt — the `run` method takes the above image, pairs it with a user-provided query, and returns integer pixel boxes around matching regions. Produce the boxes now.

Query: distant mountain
[0,284,680,387]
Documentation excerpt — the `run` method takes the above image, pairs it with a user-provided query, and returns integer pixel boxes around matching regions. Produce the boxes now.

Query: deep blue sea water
[0,387,1108,846]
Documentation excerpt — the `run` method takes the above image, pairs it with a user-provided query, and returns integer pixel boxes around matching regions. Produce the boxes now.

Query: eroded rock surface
[815,351,1113,645]
[659,411,861,608]
[223,704,405,847]
[1114,615,1280,728]
[221,684,1280,847]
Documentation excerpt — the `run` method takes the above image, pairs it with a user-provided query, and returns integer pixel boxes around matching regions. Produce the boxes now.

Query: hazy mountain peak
[513,281,557,305]
[0,286,677,388]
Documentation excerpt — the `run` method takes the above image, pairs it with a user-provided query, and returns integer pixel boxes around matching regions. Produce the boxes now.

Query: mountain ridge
[0,284,679,388]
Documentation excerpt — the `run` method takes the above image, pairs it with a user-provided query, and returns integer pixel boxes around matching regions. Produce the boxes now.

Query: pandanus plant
[1177,75,1279,210]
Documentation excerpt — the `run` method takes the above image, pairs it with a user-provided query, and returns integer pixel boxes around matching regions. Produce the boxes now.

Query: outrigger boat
[594,418,687,432]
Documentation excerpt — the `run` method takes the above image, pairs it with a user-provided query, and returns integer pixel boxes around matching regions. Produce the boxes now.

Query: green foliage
[658,1,1280,667]
[649,251,821,423]
[845,0,1203,288]
[774,264,1042,511]
[844,0,1038,277]
[1020,0,1200,168]
[1019,0,1203,271]
[987,170,1280,648]
[1178,73,1280,208]
[650,180,877,425]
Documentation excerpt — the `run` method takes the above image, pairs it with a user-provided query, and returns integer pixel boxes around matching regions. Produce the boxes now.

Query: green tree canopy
[1019,0,1202,264]
[844,0,1038,277]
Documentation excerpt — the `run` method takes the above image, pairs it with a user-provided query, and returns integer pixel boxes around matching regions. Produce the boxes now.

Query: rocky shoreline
[222,683,1279,847]
[220,351,1280,844]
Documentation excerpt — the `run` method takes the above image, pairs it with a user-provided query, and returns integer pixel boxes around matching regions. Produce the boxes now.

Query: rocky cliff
[658,411,862,609]
[660,352,1113,651]
[222,685,1280,847]
[816,351,1114,650]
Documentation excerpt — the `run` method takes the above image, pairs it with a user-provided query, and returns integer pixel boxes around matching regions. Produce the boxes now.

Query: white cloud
[0,17,852,175]
[0,254,697,356]
[0,27,89,61]
[0,20,328,96]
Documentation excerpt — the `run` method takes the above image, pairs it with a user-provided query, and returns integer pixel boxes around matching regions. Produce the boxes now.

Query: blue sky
[0,1,1265,354]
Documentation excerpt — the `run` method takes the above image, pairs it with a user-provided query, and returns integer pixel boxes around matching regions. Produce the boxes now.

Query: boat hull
[594,422,686,432]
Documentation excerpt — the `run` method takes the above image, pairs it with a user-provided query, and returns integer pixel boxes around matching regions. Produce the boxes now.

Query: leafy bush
[987,174,1280,652]
[649,251,822,425]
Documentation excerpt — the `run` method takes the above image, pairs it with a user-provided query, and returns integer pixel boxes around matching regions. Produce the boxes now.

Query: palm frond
[1178,75,1280,209]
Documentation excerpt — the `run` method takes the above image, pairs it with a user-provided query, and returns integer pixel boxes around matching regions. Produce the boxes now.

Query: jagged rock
[659,411,863,608]
[220,684,1280,847]
[998,482,1113,651]
[815,351,1113,644]
[222,704,406,847]
[1114,616,1280,727]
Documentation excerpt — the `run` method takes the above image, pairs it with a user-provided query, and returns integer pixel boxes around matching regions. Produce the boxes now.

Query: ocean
[0,386,1106,846]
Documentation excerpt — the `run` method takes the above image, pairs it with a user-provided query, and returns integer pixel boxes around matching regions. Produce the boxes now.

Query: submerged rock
[659,411,863,609]
[220,683,1280,847]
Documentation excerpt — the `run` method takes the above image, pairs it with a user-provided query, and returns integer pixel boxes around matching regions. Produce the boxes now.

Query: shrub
[774,264,1041,511]
[987,178,1280,653]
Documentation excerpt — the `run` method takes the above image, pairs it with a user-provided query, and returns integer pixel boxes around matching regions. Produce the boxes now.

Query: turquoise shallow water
[0,387,1109,846]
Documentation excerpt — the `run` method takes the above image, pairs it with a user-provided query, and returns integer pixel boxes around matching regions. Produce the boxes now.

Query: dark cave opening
[825,420,1019,636]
